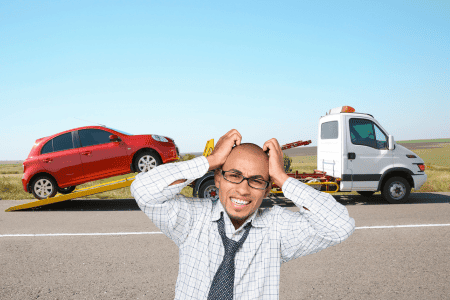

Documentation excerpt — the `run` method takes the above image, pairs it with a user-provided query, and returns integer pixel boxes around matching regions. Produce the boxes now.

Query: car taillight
[417,164,425,171]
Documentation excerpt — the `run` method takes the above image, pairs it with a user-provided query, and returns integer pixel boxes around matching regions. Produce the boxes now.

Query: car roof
[35,126,115,143]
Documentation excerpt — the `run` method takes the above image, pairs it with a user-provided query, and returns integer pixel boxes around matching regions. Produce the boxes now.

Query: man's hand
[207,129,242,171]
[263,138,290,188]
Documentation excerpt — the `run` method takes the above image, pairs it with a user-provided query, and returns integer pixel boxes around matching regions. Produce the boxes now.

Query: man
[131,129,355,299]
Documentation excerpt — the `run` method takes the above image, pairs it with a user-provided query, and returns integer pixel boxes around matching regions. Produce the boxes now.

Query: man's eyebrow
[229,169,265,180]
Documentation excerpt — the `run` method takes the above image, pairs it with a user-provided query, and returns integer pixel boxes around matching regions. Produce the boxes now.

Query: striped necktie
[207,214,252,300]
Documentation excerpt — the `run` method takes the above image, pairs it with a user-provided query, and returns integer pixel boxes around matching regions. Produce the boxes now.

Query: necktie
[207,214,252,300]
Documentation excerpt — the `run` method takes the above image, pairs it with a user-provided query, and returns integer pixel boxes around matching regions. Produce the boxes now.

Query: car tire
[198,179,219,201]
[31,175,58,200]
[357,191,375,197]
[382,176,411,204]
[134,151,162,173]
[58,186,76,194]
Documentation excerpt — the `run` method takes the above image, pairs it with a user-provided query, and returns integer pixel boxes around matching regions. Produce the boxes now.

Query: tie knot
[217,214,252,254]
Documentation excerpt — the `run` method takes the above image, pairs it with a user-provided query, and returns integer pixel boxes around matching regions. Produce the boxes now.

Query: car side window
[41,140,53,154]
[53,132,74,152]
[349,118,376,148]
[374,124,388,150]
[78,129,112,147]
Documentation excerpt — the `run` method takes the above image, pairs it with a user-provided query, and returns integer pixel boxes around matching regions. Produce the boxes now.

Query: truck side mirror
[388,135,395,150]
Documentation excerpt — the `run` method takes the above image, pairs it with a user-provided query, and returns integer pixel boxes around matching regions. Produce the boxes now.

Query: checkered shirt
[131,156,355,300]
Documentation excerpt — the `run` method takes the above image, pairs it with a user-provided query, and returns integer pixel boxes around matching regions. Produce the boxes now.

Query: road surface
[1,192,449,299]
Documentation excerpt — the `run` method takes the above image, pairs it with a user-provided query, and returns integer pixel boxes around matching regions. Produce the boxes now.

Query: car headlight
[152,135,169,143]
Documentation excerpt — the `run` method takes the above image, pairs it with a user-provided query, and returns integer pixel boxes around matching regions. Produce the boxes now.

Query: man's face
[214,147,271,226]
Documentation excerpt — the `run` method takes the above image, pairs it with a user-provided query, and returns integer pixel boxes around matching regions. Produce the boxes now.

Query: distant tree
[283,154,292,173]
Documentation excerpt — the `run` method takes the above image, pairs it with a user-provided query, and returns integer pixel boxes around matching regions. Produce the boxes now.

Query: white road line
[0,232,164,237]
[1,224,450,237]
[355,224,450,229]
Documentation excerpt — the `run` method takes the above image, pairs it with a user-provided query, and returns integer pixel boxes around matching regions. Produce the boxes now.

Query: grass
[1,145,449,200]
[397,138,450,144]
[0,164,22,174]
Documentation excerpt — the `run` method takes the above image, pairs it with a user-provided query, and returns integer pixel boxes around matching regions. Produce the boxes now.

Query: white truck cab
[317,106,427,203]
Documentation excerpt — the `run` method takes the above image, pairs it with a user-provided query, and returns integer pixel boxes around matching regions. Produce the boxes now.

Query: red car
[22,126,179,199]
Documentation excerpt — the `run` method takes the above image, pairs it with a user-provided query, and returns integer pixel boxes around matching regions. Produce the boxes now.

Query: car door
[76,128,130,181]
[40,131,86,187]
[346,117,393,190]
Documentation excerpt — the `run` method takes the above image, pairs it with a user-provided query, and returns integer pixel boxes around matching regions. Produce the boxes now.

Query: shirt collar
[211,200,269,228]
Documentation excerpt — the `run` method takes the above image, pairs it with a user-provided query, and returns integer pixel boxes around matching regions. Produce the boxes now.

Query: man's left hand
[262,138,290,187]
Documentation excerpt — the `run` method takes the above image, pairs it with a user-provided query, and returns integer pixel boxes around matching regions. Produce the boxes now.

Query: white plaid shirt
[131,156,355,300]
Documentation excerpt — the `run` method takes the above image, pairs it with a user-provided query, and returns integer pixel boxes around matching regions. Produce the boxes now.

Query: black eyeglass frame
[220,169,270,190]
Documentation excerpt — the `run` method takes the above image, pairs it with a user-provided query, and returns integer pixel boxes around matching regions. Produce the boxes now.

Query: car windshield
[107,127,133,135]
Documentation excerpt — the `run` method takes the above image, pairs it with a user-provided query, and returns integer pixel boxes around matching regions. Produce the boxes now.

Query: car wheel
[357,191,375,197]
[58,186,76,194]
[382,177,411,204]
[198,179,219,201]
[134,151,162,173]
[31,176,58,200]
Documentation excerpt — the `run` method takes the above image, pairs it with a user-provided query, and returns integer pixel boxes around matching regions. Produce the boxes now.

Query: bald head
[220,143,270,180]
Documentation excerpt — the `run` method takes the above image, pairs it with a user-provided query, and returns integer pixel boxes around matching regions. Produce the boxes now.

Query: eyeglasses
[221,169,269,190]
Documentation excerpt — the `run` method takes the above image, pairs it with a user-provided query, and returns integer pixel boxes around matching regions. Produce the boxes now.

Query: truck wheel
[198,179,219,201]
[134,151,161,172]
[58,186,76,194]
[382,177,411,204]
[357,191,375,197]
[31,175,58,200]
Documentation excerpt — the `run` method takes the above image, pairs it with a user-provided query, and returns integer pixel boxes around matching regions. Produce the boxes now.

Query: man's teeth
[231,198,249,205]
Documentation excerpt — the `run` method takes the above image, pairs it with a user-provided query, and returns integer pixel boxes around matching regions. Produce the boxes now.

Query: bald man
[131,129,355,300]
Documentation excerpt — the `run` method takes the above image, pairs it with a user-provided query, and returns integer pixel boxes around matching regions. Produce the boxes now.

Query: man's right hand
[206,129,242,171]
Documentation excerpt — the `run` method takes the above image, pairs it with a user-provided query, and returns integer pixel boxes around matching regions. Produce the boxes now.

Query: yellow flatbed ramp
[6,176,136,212]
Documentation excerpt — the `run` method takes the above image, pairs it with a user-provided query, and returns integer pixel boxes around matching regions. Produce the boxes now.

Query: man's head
[214,143,272,228]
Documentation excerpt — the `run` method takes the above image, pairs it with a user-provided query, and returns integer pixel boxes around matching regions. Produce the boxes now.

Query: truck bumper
[412,174,427,190]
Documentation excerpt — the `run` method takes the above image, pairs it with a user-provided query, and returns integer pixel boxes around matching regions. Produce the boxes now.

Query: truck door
[346,117,393,190]
[317,117,342,178]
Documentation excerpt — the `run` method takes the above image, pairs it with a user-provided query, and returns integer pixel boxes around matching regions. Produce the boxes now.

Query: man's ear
[264,181,272,198]
[214,169,221,188]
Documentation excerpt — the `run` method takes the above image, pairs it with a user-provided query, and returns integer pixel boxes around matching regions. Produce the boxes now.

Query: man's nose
[235,179,252,195]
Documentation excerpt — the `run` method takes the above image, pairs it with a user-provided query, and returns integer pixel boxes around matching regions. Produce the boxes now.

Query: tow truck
[6,105,427,212]
[192,106,427,204]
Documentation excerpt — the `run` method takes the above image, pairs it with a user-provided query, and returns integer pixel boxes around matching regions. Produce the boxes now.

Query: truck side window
[374,124,388,150]
[321,121,338,139]
[349,118,376,148]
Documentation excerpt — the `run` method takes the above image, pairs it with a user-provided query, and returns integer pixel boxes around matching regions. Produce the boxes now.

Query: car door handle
[81,151,92,156]
[43,158,53,163]
[348,152,356,160]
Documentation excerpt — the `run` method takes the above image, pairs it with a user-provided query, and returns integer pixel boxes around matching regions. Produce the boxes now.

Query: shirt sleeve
[130,156,210,246]
[278,177,355,263]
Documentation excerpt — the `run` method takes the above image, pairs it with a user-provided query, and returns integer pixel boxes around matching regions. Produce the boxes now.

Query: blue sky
[1,0,449,160]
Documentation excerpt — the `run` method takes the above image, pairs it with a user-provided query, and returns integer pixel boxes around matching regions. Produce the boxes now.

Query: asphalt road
[1,192,450,300]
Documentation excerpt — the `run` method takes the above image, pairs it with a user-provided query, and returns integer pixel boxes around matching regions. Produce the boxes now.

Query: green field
[397,138,450,144]
[1,144,449,200]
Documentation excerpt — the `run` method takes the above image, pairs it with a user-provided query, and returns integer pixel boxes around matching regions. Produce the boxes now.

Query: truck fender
[193,171,215,197]
[377,167,414,191]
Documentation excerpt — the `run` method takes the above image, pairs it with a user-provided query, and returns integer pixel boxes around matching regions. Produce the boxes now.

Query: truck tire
[357,191,375,197]
[198,179,219,201]
[382,177,411,204]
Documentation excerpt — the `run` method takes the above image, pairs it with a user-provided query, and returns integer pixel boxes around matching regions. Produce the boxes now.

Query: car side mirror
[109,134,120,142]
[388,135,394,150]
